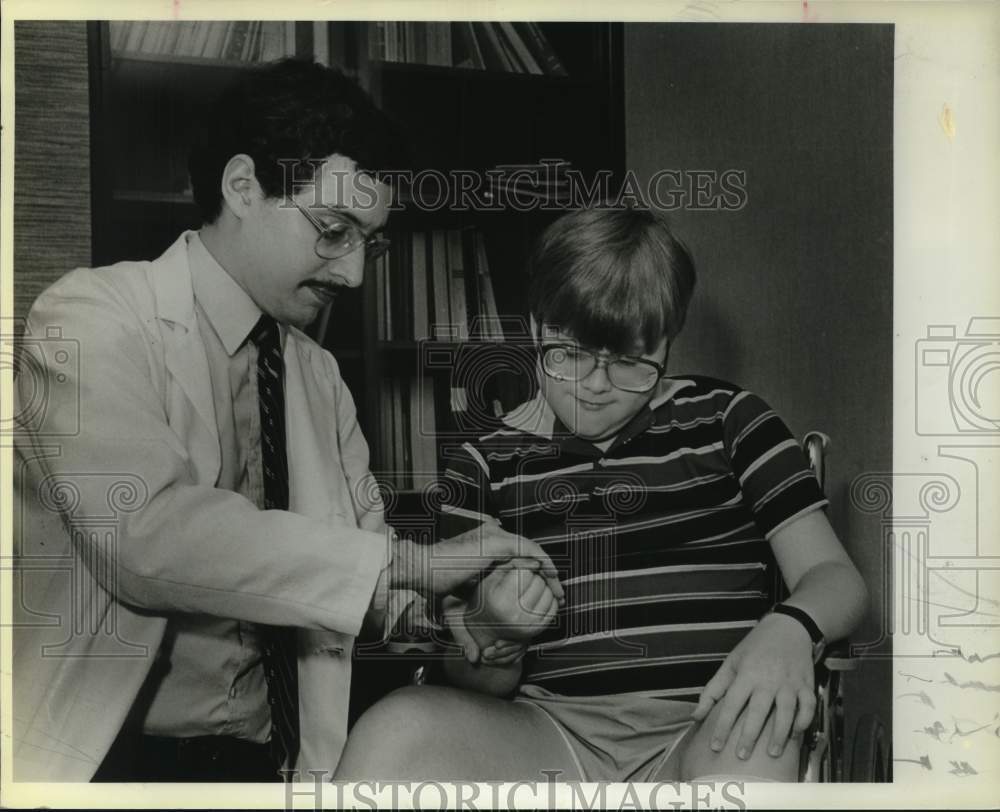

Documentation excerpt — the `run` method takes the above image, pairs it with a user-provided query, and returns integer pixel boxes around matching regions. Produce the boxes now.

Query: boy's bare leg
[335,685,581,781]
[671,702,802,782]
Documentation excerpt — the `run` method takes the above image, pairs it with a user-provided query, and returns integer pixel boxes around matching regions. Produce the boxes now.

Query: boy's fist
[466,557,560,642]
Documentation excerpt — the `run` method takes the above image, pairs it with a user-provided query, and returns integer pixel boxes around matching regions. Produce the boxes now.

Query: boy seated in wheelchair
[335,206,868,782]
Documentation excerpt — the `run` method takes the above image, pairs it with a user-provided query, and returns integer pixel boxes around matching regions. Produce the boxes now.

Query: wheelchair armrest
[819,640,857,672]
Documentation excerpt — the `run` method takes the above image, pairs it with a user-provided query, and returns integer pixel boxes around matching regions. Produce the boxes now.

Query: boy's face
[237,153,390,330]
[537,325,669,444]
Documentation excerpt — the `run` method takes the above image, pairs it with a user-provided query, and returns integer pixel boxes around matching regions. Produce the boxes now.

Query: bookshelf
[88,21,343,266]
[87,18,623,714]
[354,22,623,501]
[90,18,622,497]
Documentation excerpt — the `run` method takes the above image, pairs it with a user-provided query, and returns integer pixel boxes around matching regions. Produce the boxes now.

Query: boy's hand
[481,638,528,665]
[692,612,816,759]
[440,597,530,666]
[473,558,560,640]
[440,595,482,663]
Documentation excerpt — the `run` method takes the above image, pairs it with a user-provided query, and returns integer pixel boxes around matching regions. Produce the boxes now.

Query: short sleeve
[722,390,828,538]
[438,441,497,539]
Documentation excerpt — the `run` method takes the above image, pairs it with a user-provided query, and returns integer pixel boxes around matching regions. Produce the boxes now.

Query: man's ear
[219,154,259,219]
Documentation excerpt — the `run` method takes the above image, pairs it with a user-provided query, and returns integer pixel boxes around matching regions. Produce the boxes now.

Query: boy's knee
[681,705,802,783]
[337,686,441,778]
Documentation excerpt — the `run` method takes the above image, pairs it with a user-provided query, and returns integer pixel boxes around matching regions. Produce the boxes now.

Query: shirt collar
[187,232,277,355]
[501,376,696,450]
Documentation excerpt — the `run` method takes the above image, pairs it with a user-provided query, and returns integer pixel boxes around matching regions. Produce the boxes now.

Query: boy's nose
[580,362,613,394]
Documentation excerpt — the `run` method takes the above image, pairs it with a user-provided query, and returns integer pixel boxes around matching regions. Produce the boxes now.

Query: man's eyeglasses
[540,343,666,393]
[289,198,391,261]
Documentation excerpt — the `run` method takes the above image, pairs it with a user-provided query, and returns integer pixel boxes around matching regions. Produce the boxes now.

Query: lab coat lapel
[149,232,222,482]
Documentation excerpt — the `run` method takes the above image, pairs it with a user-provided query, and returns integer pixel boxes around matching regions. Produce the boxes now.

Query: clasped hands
[390,521,563,661]
[444,556,563,667]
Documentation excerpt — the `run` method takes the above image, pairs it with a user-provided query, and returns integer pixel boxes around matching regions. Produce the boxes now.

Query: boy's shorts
[513,684,698,782]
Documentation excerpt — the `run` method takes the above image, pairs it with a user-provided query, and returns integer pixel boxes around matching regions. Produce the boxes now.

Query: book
[374,253,386,340]
[452,22,484,69]
[369,21,384,60]
[491,23,525,73]
[202,22,228,58]
[474,232,504,340]
[160,21,183,55]
[224,21,251,61]
[430,230,451,338]
[407,375,423,482]
[190,22,213,58]
[260,23,286,60]
[426,22,452,67]
[242,21,260,61]
[411,232,430,340]
[380,382,394,475]
[138,21,161,53]
[385,22,399,61]
[400,378,413,488]
[419,377,438,477]
[109,21,126,51]
[392,377,406,488]
[124,21,147,53]
[384,248,394,340]
[520,22,568,76]
[471,22,510,72]
[499,22,543,74]
[447,230,470,340]
[174,22,198,56]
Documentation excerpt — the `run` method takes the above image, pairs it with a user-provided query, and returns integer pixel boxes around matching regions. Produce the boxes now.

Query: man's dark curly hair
[188,58,409,224]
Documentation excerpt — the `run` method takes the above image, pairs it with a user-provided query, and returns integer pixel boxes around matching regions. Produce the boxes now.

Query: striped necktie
[249,314,300,775]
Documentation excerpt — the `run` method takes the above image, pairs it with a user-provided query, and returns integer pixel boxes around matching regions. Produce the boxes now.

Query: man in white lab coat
[12,58,559,782]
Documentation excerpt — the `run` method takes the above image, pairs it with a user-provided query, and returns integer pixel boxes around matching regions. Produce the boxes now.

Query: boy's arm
[440,562,560,697]
[693,508,868,757]
[697,389,869,760]
[440,600,525,697]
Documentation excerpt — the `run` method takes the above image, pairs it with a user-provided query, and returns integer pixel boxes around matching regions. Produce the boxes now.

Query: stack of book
[374,375,439,489]
[369,22,567,76]
[110,21,291,62]
[373,228,504,343]
[490,160,573,206]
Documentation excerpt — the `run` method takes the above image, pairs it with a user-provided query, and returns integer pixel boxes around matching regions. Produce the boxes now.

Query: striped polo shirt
[440,375,827,701]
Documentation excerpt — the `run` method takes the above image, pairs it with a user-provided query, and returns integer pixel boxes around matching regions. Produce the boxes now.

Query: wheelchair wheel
[849,713,890,781]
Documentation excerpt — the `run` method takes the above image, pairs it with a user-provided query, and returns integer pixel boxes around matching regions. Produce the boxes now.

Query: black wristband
[770,603,823,643]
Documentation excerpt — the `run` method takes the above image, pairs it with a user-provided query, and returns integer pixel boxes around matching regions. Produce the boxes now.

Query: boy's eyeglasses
[540,343,666,393]
[289,198,391,261]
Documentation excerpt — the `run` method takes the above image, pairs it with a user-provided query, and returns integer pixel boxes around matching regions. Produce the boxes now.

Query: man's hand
[389,523,564,603]
[691,612,816,759]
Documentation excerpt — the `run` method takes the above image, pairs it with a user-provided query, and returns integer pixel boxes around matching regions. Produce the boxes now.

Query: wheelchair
[797,432,889,783]
[365,393,886,783]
